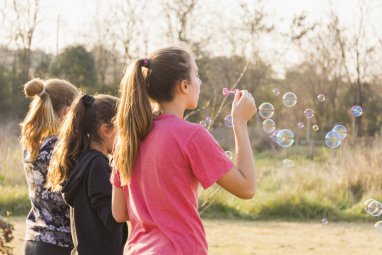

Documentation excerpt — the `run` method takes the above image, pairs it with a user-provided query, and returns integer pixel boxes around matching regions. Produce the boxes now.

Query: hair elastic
[142,58,149,68]
[38,86,46,97]
[82,94,95,108]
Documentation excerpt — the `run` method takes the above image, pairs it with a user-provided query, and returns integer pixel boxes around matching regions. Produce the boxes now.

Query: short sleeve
[185,127,234,189]
[110,168,122,188]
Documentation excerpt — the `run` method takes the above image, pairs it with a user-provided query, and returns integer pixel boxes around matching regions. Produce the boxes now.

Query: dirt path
[9,217,382,255]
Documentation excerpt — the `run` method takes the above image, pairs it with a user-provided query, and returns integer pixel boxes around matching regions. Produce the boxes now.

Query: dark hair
[48,94,119,190]
[114,46,193,184]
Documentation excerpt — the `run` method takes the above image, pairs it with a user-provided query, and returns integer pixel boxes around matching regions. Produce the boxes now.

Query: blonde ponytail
[114,60,153,185]
[20,78,79,161]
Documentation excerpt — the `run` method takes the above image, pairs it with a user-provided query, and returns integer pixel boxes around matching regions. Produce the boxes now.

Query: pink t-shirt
[111,114,234,255]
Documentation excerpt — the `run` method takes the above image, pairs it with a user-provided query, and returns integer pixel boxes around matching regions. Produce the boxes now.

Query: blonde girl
[21,78,79,255]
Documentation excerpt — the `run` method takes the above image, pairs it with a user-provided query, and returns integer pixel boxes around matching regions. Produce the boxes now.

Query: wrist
[232,116,248,127]
[232,121,248,133]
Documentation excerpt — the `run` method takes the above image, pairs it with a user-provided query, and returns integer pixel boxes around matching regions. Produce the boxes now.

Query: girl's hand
[231,90,257,125]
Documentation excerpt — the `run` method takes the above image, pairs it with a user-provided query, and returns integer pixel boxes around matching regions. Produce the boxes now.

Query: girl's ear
[178,80,190,94]
[100,123,114,139]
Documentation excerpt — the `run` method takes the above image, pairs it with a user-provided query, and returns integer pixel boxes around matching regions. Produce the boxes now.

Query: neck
[159,101,185,119]
[90,141,108,156]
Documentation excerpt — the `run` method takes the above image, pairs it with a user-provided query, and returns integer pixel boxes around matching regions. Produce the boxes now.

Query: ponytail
[48,95,88,190]
[114,59,153,185]
[48,94,118,191]
[114,47,193,185]
[20,78,78,161]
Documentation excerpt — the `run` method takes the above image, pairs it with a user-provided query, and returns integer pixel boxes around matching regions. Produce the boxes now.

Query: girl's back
[24,136,72,247]
[112,114,233,254]
[62,149,127,255]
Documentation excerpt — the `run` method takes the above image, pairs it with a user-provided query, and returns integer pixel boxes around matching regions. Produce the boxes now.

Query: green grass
[0,186,29,216]
[1,121,382,221]
[0,121,30,216]
[199,141,382,221]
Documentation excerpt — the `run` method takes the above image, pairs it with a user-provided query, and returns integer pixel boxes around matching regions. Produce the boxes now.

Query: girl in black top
[48,94,127,255]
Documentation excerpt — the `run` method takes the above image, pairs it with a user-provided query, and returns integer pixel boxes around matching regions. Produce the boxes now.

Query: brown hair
[114,46,193,185]
[20,78,79,161]
[48,94,119,191]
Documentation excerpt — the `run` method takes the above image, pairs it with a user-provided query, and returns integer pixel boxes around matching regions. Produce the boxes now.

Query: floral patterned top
[23,136,73,248]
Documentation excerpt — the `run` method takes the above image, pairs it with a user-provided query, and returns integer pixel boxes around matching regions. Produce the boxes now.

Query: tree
[108,0,148,63]
[238,0,274,58]
[51,45,97,90]
[162,0,211,57]
[290,1,379,137]
[11,0,40,84]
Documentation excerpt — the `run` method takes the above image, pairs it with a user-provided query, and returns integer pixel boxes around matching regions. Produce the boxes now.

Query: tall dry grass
[0,121,29,216]
[1,120,382,220]
[200,136,382,221]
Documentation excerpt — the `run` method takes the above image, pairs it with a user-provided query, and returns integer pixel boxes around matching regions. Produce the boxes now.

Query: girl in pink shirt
[111,46,257,255]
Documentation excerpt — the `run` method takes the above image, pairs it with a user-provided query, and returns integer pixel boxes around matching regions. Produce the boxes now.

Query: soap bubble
[304,108,314,119]
[272,88,280,96]
[259,102,274,119]
[364,199,382,217]
[205,116,212,127]
[199,121,207,128]
[312,125,319,131]
[283,159,294,168]
[321,218,329,225]
[225,151,233,160]
[351,105,363,117]
[224,115,232,128]
[332,125,347,140]
[263,119,276,133]
[282,92,297,107]
[297,122,304,129]
[271,130,281,143]
[317,94,326,102]
[276,129,295,148]
[374,221,382,232]
[325,131,341,148]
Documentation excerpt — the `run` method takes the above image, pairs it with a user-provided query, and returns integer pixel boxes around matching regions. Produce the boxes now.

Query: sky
[2,0,382,76]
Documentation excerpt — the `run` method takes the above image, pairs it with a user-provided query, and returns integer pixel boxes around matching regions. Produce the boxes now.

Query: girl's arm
[88,159,127,230]
[112,186,129,222]
[217,90,257,199]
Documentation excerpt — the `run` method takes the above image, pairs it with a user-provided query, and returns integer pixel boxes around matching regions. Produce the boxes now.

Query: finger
[240,90,248,100]
[233,89,241,103]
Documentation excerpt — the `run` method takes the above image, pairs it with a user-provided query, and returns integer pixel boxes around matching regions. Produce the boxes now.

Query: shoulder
[154,116,204,142]
[87,151,111,174]
[186,125,218,147]
[39,136,58,158]
[36,136,58,163]
[41,136,58,150]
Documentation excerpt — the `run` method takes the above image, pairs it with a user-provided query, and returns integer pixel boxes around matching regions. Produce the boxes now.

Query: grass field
[1,121,382,220]
[2,121,382,254]
[8,217,382,255]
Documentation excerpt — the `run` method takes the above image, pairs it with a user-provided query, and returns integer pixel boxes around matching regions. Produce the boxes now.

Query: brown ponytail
[48,94,119,191]
[20,78,79,161]
[114,46,192,185]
